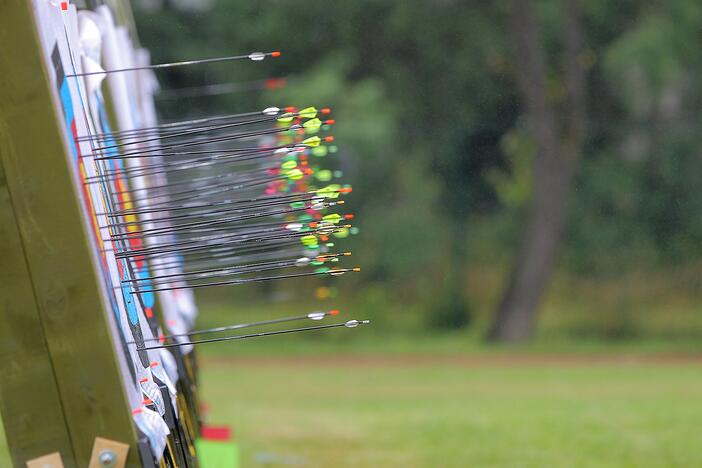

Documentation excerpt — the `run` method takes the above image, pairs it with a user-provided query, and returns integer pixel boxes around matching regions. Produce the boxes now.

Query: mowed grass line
[200,357,702,467]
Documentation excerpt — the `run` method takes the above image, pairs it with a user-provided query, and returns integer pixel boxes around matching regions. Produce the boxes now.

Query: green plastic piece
[195,439,239,468]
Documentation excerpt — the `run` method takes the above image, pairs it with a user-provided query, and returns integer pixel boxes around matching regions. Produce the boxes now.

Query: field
[4,345,702,467]
[198,352,702,467]
[3,272,702,467]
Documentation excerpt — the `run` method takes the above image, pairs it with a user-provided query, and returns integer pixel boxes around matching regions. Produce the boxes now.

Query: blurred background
[106,0,702,465]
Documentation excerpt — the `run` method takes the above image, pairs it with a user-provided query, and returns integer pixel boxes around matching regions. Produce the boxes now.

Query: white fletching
[344,320,369,328]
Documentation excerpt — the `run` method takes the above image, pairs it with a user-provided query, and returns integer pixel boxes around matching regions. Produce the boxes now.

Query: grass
[2,342,702,467]
[199,355,702,467]
[4,264,702,467]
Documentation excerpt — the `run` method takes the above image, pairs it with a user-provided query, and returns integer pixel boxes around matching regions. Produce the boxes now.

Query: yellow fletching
[302,136,321,147]
[287,168,304,180]
[303,118,322,134]
[298,106,318,119]
[277,112,295,123]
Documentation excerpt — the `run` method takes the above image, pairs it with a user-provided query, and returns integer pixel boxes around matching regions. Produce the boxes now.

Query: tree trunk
[488,0,586,342]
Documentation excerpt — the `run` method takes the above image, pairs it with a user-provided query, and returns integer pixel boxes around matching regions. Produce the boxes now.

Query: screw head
[98,449,117,467]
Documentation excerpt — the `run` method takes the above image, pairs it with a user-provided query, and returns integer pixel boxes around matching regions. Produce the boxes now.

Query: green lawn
[198,354,702,467]
[2,351,701,467]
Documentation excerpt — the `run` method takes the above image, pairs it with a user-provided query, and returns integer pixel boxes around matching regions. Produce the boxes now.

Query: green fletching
[287,168,304,180]
[303,118,322,133]
[301,234,317,245]
[277,112,295,123]
[315,169,332,181]
[311,146,328,157]
[323,213,342,224]
[315,186,333,197]
[281,160,297,170]
[290,201,306,209]
[298,106,318,119]
[315,185,340,199]
[315,267,330,274]
[310,260,323,266]
[333,228,350,238]
[302,136,321,147]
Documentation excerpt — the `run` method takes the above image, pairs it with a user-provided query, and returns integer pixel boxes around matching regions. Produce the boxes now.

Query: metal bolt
[98,449,117,467]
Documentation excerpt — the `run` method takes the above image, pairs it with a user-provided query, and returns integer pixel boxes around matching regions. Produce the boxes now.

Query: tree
[488,0,587,341]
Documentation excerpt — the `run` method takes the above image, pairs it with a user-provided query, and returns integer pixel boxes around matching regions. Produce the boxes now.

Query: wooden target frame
[0,1,200,466]
[0,1,361,466]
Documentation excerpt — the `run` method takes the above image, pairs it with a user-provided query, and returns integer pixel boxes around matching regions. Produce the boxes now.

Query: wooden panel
[0,1,140,466]
[0,161,75,466]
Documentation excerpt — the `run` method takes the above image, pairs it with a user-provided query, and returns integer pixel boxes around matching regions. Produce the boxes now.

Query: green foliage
[427,283,472,330]
[488,127,534,209]
[133,0,702,337]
